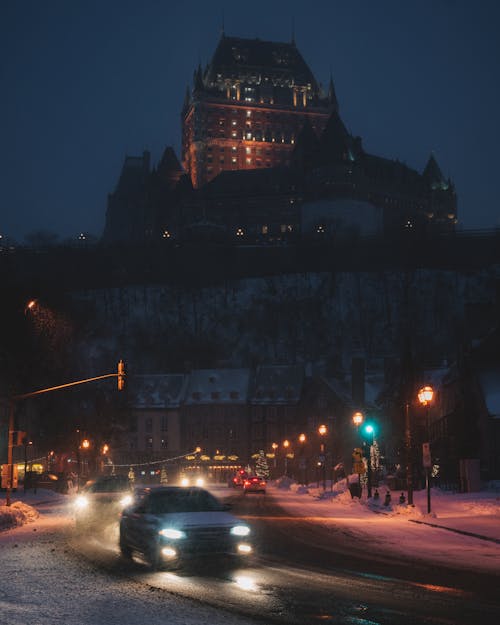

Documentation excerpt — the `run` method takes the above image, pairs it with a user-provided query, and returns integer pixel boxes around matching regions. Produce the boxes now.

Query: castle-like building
[103,33,457,244]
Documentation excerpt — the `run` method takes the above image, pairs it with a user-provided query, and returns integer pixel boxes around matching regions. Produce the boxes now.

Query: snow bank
[0,500,39,531]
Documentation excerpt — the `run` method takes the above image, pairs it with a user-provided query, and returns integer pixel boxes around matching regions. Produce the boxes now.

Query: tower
[182,35,335,188]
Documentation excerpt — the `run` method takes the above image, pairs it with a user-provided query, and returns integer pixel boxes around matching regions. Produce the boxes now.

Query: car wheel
[119,535,133,560]
[146,543,162,570]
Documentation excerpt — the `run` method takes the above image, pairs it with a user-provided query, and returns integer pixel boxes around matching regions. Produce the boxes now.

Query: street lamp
[283,439,290,476]
[318,425,327,490]
[353,411,364,430]
[298,433,307,485]
[418,385,434,513]
[271,442,278,472]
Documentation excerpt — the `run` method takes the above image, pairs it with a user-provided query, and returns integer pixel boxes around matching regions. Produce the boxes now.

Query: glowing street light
[418,385,434,513]
[418,385,434,406]
[353,412,364,428]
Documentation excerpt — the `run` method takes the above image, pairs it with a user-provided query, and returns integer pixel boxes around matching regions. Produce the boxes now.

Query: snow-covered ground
[2,478,500,577]
[266,477,500,574]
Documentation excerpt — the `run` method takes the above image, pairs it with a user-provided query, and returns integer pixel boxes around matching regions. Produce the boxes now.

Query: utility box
[1,464,18,489]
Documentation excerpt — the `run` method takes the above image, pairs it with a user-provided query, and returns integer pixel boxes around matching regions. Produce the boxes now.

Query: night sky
[2,0,499,243]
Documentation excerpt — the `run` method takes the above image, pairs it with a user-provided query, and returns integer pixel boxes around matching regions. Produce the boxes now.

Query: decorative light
[298,433,306,443]
[318,424,327,436]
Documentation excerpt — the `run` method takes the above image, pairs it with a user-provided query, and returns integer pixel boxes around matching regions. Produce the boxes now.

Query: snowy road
[2,492,500,625]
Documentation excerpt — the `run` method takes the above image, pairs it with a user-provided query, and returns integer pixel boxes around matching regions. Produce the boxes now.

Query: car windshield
[84,478,129,493]
[148,489,225,514]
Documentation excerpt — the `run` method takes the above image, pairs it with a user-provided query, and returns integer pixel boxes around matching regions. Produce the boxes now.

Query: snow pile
[0,500,39,531]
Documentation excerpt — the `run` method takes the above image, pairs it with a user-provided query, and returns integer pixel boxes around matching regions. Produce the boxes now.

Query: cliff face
[72,267,498,376]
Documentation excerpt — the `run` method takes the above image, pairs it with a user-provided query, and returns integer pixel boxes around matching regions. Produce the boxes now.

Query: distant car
[119,486,253,569]
[229,470,248,488]
[73,474,133,530]
[243,476,266,494]
[179,474,205,488]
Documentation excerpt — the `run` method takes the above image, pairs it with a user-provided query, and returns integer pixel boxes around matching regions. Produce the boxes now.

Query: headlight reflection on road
[233,575,258,592]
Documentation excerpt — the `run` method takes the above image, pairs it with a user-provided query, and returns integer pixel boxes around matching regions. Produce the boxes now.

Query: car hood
[153,511,242,528]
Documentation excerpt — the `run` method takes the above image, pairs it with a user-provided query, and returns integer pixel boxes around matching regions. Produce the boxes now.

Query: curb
[408,518,500,544]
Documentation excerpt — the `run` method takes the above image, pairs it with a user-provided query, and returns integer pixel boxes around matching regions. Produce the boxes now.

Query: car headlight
[74,495,89,510]
[119,494,133,508]
[230,524,250,537]
[195,477,205,487]
[180,477,190,487]
[159,528,186,540]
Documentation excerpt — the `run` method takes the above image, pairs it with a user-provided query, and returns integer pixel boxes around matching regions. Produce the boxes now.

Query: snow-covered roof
[184,369,250,405]
[130,374,187,409]
[477,368,500,418]
[250,364,304,405]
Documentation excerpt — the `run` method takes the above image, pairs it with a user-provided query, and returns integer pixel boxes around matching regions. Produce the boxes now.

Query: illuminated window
[246,132,252,140]
[246,158,252,164]
[231,157,237,164]
[246,110,252,117]
[231,131,237,138]
[161,438,168,449]
[262,225,269,235]
[146,437,153,449]
[232,120,237,126]
[245,147,251,154]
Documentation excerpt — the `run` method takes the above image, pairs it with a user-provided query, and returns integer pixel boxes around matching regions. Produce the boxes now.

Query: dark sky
[2,0,499,242]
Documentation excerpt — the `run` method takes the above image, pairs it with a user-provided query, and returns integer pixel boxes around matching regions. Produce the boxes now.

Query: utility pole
[4,362,126,506]
[405,400,413,506]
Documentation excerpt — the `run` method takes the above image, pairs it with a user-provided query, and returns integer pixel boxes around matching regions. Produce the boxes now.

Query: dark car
[119,486,253,569]
[74,474,133,530]
[243,476,266,494]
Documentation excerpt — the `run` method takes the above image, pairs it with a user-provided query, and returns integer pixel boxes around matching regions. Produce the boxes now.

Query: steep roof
[423,153,449,191]
[129,374,188,409]
[205,35,320,91]
[185,368,251,405]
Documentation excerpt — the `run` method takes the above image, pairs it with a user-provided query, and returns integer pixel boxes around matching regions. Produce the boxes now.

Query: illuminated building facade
[181,34,336,188]
[104,33,457,244]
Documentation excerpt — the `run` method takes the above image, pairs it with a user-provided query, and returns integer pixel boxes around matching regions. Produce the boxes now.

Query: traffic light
[117,360,126,391]
[362,422,376,440]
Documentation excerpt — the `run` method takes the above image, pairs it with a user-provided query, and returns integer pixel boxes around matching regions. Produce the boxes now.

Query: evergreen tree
[255,450,270,479]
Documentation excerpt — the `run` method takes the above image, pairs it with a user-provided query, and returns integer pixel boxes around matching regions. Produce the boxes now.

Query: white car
[119,486,253,569]
[74,475,133,530]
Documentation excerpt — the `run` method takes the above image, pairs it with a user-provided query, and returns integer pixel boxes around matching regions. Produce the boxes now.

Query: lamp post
[283,439,290,476]
[271,442,278,476]
[404,399,413,505]
[318,424,327,491]
[352,412,364,492]
[298,433,306,485]
[418,385,434,514]
[363,424,375,498]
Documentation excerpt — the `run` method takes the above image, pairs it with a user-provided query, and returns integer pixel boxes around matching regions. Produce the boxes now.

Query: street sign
[422,442,432,468]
